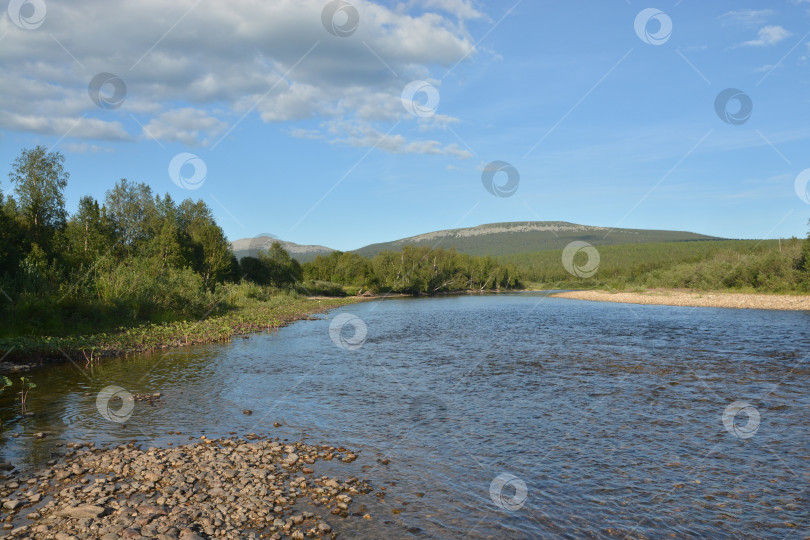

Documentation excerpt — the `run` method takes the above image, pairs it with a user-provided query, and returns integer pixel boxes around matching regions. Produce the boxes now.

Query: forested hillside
[353,221,720,258]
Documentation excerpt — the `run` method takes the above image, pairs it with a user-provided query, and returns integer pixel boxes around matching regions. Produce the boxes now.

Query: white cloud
[0,111,131,140]
[141,108,228,147]
[413,0,485,20]
[329,120,473,158]
[61,142,114,153]
[742,25,792,47]
[719,9,775,27]
[0,0,480,157]
[288,128,324,140]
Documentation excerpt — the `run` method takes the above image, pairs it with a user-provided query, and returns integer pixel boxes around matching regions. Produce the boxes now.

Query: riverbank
[550,289,810,311]
[0,434,373,539]
[0,296,365,367]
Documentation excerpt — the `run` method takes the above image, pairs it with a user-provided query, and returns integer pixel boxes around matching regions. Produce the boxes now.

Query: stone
[58,504,106,518]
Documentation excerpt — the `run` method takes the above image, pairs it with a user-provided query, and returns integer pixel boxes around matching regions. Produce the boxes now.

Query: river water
[1,293,808,538]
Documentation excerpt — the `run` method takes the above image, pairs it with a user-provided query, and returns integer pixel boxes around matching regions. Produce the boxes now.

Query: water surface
[2,293,808,538]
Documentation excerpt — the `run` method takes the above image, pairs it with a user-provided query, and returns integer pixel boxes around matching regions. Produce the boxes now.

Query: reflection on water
[1,293,808,538]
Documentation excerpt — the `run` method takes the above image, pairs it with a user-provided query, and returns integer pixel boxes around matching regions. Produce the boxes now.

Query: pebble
[0,435,372,539]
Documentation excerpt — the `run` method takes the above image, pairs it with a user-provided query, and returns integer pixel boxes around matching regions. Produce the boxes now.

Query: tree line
[0,147,521,337]
[301,247,521,295]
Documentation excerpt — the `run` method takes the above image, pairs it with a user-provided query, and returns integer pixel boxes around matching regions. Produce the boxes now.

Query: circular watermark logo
[401,80,440,118]
[88,73,127,110]
[408,394,448,425]
[715,88,752,126]
[168,153,207,190]
[562,241,600,278]
[489,473,528,511]
[481,161,520,198]
[247,232,281,258]
[8,0,46,30]
[96,385,135,423]
[722,401,760,439]
[329,313,367,350]
[794,169,810,204]
[321,0,359,37]
[634,8,672,46]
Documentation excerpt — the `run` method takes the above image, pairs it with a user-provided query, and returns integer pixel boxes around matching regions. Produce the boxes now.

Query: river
[2,293,808,538]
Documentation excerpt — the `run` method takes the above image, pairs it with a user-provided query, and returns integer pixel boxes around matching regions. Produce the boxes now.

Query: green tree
[0,191,26,279]
[177,199,232,288]
[239,256,271,285]
[8,146,69,252]
[104,179,155,251]
[260,242,302,286]
[62,196,113,269]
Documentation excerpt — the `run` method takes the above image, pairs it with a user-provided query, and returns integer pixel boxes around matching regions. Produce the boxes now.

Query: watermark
[714,88,752,126]
[722,401,760,439]
[489,473,528,511]
[408,393,448,425]
[88,73,127,110]
[794,169,810,204]
[634,8,672,46]
[321,0,359,37]
[329,313,367,350]
[8,0,46,30]
[168,153,207,190]
[401,80,440,118]
[247,232,281,258]
[96,385,135,423]
[562,241,600,278]
[481,161,520,198]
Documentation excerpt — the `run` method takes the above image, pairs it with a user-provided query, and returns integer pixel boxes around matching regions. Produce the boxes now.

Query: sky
[1,0,810,251]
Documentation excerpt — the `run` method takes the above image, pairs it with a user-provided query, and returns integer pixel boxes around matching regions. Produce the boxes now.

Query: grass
[0,292,364,364]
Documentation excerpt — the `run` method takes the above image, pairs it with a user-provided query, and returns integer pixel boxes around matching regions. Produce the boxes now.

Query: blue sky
[1,0,810,251]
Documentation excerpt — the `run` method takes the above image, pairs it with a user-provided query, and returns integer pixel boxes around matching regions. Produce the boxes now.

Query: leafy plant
[19,376,35,411]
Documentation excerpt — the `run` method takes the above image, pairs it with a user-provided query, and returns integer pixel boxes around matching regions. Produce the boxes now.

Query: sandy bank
[550,290,810,311]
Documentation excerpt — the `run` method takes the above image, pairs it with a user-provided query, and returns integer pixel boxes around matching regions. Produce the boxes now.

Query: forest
[0,147,521,338]
[504,237,810,292]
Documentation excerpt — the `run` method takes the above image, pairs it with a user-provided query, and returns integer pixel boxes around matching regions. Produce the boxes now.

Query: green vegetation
[19,376,35,411]
[1,146,242,338]
[1,145,804,364]
[507,236,810,293]
[0,292,360,362]
[302,245,522,295]
[352,221,719,258]
[0,146,517,362]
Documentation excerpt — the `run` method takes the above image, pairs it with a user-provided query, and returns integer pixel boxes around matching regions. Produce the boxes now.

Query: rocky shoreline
[0,435,374,539]
[551,289,810,311]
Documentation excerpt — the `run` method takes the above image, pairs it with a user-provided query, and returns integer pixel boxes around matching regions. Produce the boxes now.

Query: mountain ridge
[230,221,722,262]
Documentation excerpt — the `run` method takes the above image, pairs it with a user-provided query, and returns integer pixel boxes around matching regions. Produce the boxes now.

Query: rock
[318,522,332,533]
[34,432,48,439]
[178,528,205,540]
[3,499,21,510]
[242,410,252,415]
[58,504,106,518]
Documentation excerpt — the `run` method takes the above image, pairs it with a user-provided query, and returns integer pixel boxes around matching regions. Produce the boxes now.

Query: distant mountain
[230,236,334,263]
[231,222,721,262]
[352,221,721,258]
